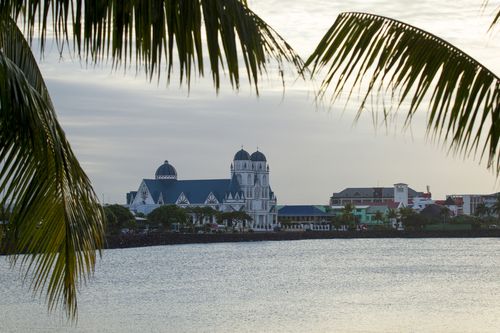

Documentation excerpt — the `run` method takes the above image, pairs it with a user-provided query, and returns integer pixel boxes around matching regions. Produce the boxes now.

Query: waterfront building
[127,148,278,231]
[446,193,499,216]
[329,183,428,206]
[277,205,332,231]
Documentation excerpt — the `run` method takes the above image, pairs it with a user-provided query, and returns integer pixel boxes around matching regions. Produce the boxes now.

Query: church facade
[126,149,278,231]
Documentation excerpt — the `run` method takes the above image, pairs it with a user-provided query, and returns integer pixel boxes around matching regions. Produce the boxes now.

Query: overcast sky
[38,0,500,204]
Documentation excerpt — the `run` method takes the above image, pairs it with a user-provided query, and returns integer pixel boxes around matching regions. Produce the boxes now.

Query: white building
[127,148,278,231]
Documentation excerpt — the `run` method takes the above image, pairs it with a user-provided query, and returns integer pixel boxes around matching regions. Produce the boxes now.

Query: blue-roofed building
[277,205,332,231]
[127,148,278,231]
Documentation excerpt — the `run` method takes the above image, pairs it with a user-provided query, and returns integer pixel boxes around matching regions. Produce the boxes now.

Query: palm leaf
[3,0,303,93]
[306,12,500,174]
[492,8,500,29]
[0,17,104,320]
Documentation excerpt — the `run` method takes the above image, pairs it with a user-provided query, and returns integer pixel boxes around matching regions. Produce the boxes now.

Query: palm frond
[492,8,500,29]
[3,0,303,93]
[306,12,500,174]
[0,17,104,320]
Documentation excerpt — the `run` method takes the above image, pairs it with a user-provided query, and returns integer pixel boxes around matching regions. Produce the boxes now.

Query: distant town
[102,148,500,236]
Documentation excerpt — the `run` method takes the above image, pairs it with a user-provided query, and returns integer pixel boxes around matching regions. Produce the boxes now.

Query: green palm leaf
[4,0,303,92]
[0,17,104,320]
[306,12,500,174]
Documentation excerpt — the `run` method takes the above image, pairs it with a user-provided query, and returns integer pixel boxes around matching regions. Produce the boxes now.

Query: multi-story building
[127,148,278,231]
[330,183,427,206]
[446,193,499,216]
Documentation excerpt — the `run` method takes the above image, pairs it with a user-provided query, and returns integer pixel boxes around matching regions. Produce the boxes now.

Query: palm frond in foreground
[6,0,304,93]
[307,12,499,174]
[0,17,104,320]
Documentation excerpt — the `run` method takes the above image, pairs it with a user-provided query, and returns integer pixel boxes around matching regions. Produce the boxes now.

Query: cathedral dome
[234,149,251,161]
[155,160,177,180]
[250,151,266,162]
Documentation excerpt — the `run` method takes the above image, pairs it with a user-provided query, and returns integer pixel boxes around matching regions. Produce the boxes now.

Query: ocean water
[1,238,499,332]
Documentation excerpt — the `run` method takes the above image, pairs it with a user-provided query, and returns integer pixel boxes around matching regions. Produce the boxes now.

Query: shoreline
[104,229,500,249]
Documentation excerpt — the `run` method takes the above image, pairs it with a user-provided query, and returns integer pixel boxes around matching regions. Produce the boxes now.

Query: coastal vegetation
[0,0,498,320]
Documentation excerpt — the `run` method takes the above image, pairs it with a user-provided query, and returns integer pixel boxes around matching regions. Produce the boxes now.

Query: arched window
[237,174,242,183]
[263,175,267,185]
[247,174,252,184]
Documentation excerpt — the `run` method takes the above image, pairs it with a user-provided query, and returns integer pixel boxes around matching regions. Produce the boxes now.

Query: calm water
[1,239,499,332]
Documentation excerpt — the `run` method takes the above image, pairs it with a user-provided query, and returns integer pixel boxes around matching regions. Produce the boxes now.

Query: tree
[330,215,342,231]
[186,206,219,226]
[219,211,252,231]
[307,10,500,175]
[475,203,490,218]
[404,213,431,230]
[373,211,384,224]
[399,207,416,228]
[387,208,398,228]
[491,193,500,220]
[103,207,118,234]
[440,206,451,224]
[341,203,357,230]
[0,0,302,319]
[103,205,135,234]
[148,205,188,230]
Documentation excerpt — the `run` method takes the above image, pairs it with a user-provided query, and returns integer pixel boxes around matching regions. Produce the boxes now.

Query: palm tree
[0,0,303,320]
[475,202,490,218]
[491,193,500,221]
[341,203,356,230]
[373,210,384,224]
[398,207,416,228]
[440,206,451,224]
[306,10,500,175]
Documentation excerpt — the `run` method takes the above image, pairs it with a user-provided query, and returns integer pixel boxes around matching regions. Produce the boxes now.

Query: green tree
[148,205,188,230]
[373,211,384,224]
[475,203,490,218]
[103,207,118,234]
[387,208,398,228]
[491,193,500,221]
[341,203,357,230]
[440,206,451,224]
[103,205,135,234]
[404,213,430,230]
[186,206,219,226]
[399,207,416,228]
[0,0,301,319]
[330,215,342,231]
[218,211,252,231]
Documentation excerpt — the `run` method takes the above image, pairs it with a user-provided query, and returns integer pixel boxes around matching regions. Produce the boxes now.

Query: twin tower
[230,149,277,230]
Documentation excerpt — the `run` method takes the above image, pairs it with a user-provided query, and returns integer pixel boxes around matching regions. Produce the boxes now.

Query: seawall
[104,229,500,249]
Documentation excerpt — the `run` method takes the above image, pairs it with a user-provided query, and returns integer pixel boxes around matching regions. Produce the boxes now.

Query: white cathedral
[127,148,278,231]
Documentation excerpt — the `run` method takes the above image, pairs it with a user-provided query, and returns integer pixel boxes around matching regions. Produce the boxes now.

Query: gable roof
[278,205,330,217]
[227,173,243,196]
[331,187,423,198]
[143,178,231,204]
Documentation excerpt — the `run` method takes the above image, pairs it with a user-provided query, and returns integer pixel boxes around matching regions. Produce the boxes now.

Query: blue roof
[278,205,330,216]
[228,173,243,196]
[155,160,177,178]
[143,178,231,204]
[250,151,266,162]
[234,149,250,161]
